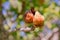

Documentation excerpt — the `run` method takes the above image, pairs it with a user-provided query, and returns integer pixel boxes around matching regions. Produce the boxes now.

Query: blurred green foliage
[2,0,60,40]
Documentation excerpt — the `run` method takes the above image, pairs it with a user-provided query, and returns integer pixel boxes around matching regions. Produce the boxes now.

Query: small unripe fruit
[24,11,34,23]
[33,11,44,28]
[24,7,35,23]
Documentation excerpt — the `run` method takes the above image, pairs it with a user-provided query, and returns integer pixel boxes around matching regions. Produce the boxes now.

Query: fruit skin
[24,11,34,23]
[33,11,44,28]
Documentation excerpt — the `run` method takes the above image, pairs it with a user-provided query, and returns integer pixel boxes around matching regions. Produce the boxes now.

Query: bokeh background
[1,0,60,40]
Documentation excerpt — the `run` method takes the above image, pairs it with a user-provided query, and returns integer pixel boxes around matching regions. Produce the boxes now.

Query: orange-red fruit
[33,11,44,27]
[24,11,34,23]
